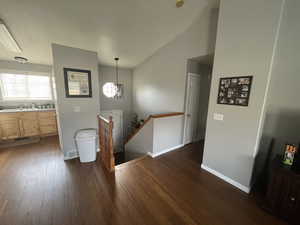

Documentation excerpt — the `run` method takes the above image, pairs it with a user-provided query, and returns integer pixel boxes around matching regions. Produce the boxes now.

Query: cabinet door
[38,111,58,135]
[281,179,300,225]
[20,112,39,137]
[267,169,290,214]
[0,113,21,140]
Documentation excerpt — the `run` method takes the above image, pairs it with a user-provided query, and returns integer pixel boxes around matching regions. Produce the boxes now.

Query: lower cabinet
[279,179,300,223]
[0,111,58,141]
[266,156,300,225]
[0,113,21,140]
[38,111,58,136]
[19,112,40,137]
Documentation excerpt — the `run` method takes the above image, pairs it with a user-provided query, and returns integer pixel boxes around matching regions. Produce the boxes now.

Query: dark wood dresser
[266,156,300,225]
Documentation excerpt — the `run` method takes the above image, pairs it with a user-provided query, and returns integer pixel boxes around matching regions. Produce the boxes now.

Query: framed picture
[283,143,298,166]
[64,68,92,98]
[217,76,253,106]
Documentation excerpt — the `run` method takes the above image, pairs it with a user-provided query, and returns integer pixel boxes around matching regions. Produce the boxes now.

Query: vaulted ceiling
[0,0,218,68]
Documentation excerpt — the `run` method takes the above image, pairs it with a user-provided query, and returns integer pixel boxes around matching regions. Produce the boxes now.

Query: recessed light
[14,56,28,64]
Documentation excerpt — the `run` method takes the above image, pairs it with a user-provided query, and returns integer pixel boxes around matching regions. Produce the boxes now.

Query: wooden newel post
[98,115,115,172]
[108,116,115,172]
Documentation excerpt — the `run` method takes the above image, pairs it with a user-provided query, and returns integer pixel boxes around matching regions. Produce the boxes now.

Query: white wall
[262,0,300,148]
[202,0,284,191]
[0,60,54,107]
[254,0,300,182]
[153,115,184,155]
[52,44,100,157]
[99,65,133,138]
[133,8,219,119]
[125,115,184,158]
[125,119,153,161]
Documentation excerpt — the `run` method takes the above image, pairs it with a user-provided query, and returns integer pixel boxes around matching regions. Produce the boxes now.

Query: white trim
[64,148,100,161]
[63,154,78,160]
[201,164,250,194]
[148,144,184,158]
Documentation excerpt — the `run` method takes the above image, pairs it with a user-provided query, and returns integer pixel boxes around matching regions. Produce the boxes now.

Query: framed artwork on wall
[63,68,92,98]
[217,76,253,106]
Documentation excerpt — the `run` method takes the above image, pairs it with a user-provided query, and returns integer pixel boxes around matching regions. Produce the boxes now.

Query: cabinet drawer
[38,111,56,119]
[19,112,38,119]
[0,113,19,121]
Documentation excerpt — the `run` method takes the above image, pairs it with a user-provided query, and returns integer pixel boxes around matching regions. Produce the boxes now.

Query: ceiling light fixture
[14,56,28,64]
[0,20,22,53]
[176,0,184,8]
[114,57,123,99]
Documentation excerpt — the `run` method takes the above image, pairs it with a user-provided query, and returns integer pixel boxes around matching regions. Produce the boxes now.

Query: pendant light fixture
[114,57,123,99]
[176,0,184,8]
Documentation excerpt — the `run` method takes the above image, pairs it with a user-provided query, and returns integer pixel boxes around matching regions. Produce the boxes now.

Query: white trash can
[75,128,98,163]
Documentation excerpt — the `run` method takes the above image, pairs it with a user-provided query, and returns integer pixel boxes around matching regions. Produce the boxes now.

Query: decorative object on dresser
[283,143,298,166]
[266,154,300,225]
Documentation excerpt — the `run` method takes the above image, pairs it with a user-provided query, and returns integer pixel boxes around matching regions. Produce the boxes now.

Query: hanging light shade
[176,0,184,8]
[114,57,123,99]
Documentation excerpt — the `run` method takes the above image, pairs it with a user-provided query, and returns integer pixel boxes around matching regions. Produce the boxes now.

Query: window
[0,73,52,101]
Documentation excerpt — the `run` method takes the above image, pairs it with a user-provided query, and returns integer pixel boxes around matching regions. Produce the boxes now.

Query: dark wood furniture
[266,155,300,225]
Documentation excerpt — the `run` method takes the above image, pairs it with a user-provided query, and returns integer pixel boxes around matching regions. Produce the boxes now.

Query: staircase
[125,112,184,160]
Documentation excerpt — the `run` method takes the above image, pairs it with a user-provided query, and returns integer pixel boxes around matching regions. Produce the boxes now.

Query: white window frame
[0,70,54,102]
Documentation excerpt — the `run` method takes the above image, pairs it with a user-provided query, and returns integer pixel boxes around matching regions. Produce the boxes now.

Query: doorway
[183,59,212,146]
[184,73,201,145]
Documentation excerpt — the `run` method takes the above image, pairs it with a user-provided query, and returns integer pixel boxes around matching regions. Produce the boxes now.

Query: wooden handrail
[125,112,184,144]
[98,115,115,172]
[151,112,184,118]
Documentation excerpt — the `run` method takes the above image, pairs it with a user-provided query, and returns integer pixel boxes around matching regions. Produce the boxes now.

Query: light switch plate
[73,106,81,112]
[213,113,224,121]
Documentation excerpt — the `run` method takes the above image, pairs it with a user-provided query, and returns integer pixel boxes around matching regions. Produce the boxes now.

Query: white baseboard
[148,144,184,158]
[64,148,100,161]
[201,164,250,194]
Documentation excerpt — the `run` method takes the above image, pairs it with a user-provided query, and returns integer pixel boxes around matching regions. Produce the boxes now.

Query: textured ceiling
[0,0,218,68]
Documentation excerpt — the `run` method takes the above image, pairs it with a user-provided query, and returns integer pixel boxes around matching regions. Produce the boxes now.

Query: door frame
[183,73,201,146]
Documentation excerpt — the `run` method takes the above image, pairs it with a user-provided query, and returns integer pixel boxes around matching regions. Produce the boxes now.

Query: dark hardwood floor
[0,136,286,225]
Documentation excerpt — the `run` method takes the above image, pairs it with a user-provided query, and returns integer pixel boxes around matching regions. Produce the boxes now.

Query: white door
[100,110,123,152]
[184,73,201,145]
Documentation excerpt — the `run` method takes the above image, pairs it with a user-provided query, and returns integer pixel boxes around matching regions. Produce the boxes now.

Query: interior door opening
[183,57,213,146]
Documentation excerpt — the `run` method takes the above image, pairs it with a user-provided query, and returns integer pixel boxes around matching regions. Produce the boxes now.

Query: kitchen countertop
[0,108,56,113]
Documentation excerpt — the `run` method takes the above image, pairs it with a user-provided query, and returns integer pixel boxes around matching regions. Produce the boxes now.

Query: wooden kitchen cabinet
[19,112,40,137]
[38,111,58,136]
[0,113,21,140]
[0,110,58,141]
